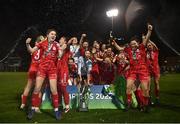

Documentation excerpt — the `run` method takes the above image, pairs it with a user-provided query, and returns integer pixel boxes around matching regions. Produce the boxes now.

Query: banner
[41,85,125,109]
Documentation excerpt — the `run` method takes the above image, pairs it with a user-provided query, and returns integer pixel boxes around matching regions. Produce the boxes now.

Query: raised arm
[79,33,86,46]
[96,57,104,62]
[87,60,92,85]
[142,24,153,46]
[26,38,38,53]
[78,57,82,81]
[112,40,125,51]
[67,37,74,45]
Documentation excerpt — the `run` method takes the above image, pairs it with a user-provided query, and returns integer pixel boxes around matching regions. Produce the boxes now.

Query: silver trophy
[78,85,90,112]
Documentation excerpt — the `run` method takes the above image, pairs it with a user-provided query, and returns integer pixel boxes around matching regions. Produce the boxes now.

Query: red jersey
[58,49,72,69]
[116,53,129,76]
[29,49,42,71]
[36,39,60,64]
[79,47,89,57]
[91,56,100,73]
[90,56,101,84]
[57,49,73,85]
[101,62,115,84]
[31,49,42,64]
[146,49,160,74]
[125,44,150,82]
[96,50,102,58]
[125,44,147,68]
[68,63,77,76]
[35,40,60,79]
[28,49,42,79]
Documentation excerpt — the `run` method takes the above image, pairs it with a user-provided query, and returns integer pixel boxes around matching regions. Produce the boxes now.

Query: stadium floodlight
[106,9,119,17]
[106,9,119,38]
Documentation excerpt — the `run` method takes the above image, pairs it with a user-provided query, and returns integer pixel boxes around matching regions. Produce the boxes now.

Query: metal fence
[0,57,22,72]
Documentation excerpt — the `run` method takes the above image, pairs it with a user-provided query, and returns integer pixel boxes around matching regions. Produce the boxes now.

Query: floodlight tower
[106,9,119,36]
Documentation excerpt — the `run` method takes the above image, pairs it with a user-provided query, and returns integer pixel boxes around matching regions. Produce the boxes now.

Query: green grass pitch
[0,72,180,123]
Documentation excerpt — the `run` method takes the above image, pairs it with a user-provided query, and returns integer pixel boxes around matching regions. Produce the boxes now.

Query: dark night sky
[0,0,180,69]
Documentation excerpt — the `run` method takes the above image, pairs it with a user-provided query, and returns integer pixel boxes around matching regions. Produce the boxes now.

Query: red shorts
[149,66,160,79]
[151,70,160,79]
[124,70,129,79]
[28,63,39,80]
[37,61,57,79]
[57,85,69,105]
[127,64,149,82]
[91,63,100,84]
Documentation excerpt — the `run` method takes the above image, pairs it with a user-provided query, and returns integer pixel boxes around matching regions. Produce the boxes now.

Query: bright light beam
[106,9,119,17]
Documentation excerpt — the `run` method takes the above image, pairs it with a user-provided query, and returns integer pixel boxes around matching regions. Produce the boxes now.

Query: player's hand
[69,37,75,41]
[82,33,86,37]
[67,39,72,44]
[26,38,32,44]
[61,44,67,50]
[111,40,115,45]
[148,24,153,31]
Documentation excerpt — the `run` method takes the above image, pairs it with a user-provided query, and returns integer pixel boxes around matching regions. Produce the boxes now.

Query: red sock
[135,90,143,107]
[62,86,70,105]
[52,94,59,109]
[37,96,42,107]
[143,96,149,106]
[127,94,132,105]
[32,93,39,107]
[21,95,27,105]
[58,86,62,106]
[139,90,144,106]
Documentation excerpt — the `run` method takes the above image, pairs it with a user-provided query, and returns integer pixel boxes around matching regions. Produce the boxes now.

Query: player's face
[147,43,153,50]
[95,43,100,49]
[93,40,98,44]
[93,41,98,48]
[47,31,56,42]
[130,40,138,50]
[118,53,125,59]
[83,42,88,48]
[68,59,74,65]
[107,48,112,54]
[85,51,91,58]
[72,38,78,44]
[59,37,66,46]
[101,44,106,51]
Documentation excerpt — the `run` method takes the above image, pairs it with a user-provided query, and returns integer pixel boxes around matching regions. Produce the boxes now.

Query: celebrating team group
[20,23,160,120]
